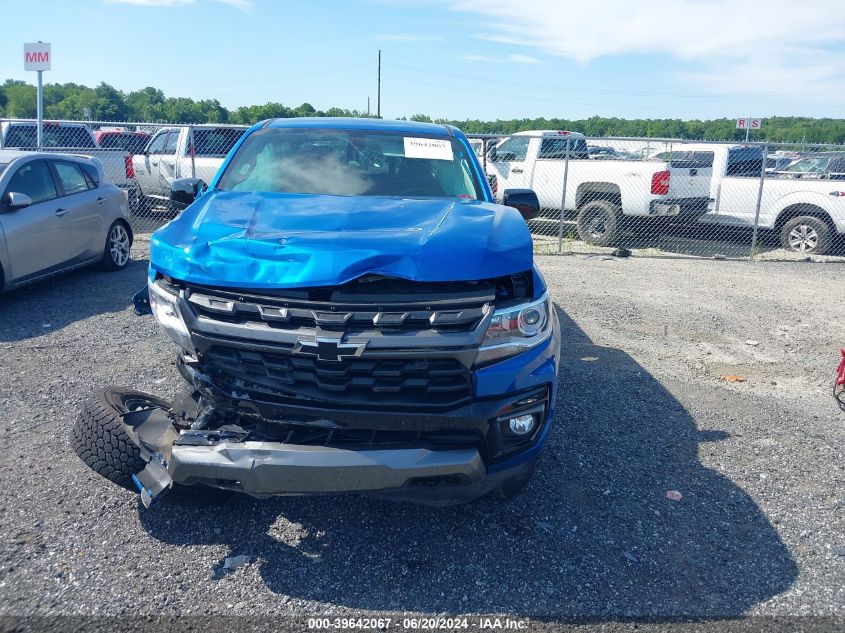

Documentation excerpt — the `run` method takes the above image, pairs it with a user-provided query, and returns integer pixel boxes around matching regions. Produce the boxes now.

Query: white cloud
[462,53,539,63]
[444,0,845,100]
[108,0,253,10]
[451,0,844,62]
[377,34,445,42]
[211,0,253,10]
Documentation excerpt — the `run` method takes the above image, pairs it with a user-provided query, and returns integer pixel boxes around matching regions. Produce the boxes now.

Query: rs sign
[736,118,762,130]
[24,43,51,71]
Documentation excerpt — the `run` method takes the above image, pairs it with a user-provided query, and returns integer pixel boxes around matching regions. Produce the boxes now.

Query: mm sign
[24,43,51,71]
[736,118,762,130]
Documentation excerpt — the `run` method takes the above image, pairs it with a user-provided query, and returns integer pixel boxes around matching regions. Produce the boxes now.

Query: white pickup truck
[0,121,134,192]
[487,130,711,245]
[651,143,845,255]
[131,125,245,210]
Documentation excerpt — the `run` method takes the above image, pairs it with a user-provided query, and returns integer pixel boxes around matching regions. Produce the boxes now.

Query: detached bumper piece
[122,406,178,507]
[169,441,484,497]
[131,454,172,508]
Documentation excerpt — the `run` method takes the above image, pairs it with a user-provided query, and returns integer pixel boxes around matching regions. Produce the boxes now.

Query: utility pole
[377,49,381,119]
[367,97,370,117]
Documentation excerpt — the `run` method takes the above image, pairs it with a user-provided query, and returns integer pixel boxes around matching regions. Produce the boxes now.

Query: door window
[828,158,845,173]
[163,131,179,154]
[53,161,92,195]
[146,132,169,155]
[726,147,764,177]
[496,136,530,162]
[6,160,58,204]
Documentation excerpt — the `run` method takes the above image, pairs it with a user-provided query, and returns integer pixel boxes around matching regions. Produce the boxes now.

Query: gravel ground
[0,251,843,626]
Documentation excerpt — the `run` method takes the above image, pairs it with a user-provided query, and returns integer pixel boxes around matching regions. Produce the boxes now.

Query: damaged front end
[105,266,557,507]
[74,121,560,507]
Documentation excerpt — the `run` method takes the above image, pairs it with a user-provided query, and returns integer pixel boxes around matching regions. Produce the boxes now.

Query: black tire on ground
[779,215,832,255]
[71,387,170,491]
[492,456,538,501]
[100,220,133,271]
[576,200,620,246]
[71,387,235,505]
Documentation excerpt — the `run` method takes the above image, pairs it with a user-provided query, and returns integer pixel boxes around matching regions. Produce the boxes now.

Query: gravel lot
[0,251,843,625]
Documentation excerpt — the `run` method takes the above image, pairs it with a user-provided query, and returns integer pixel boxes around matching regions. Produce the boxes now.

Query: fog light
[508,414,535,436]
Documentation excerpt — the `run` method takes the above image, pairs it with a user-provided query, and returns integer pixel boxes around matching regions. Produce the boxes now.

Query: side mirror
[503,188,540,222]
[170,178,207,209]
[5,192,32,210]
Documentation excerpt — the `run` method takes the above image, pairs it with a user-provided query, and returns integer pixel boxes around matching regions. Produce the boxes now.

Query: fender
[765,189,845,232]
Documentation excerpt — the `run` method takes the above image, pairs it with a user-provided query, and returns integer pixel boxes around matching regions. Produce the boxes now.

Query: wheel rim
[121,396,163,414]
[586,212,608,238]
[788,224,818,252]
[109,225,130,266]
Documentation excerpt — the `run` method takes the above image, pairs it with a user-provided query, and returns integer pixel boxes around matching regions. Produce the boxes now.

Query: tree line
[2,79,844,144]
[0,80,373,125]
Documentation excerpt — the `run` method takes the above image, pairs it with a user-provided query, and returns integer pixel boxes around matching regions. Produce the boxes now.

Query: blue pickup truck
[72,118,561,506]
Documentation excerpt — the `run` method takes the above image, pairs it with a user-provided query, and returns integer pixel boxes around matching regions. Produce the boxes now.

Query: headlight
[475,294,552,366]
[148,279,194,353]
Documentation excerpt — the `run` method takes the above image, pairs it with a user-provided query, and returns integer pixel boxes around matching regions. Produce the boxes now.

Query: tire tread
[70,388,165,490]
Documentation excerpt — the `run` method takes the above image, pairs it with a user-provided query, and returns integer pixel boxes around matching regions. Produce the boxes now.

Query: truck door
[531,136,587,210]
[135,130,169,198]
[710,147,765,225]
[490,135,532,198]
[157,128,182,194]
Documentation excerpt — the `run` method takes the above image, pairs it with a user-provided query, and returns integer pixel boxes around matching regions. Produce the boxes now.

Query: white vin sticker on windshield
[403,137,454,161]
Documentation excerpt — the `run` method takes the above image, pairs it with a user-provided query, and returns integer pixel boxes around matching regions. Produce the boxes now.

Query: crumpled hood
[149,190,532,289]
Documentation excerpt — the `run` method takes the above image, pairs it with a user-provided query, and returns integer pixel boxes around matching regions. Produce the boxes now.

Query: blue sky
[2,0,844,121]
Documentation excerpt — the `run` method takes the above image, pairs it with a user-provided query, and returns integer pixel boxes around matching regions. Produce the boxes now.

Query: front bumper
[140,273,561,504]
[171,441,484,495]
[127,327,560,505]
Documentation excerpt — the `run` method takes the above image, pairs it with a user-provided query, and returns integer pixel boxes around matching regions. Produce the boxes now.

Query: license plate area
[652,203,681,216]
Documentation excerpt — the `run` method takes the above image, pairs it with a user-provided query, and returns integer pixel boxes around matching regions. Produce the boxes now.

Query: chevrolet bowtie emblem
[292,337,366,362]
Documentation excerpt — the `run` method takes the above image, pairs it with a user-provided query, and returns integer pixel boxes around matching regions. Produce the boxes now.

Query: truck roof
[1,120,90,128]
[654,142,759,153]
[0,150,33,161]
[513,129,587,139]
[263,117,454,137]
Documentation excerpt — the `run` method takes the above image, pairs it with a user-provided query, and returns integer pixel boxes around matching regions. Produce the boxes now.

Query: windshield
[653,151,714,168]
[217,128,483,199]
[784,157,831,173]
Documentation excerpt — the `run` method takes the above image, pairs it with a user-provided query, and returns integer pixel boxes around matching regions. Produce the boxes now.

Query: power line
[383,60,845,100]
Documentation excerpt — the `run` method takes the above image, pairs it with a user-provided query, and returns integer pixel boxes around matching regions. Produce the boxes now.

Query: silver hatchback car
[0,151,132,292]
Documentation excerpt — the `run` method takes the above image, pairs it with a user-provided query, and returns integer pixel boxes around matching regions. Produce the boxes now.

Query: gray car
[0,151,132,292]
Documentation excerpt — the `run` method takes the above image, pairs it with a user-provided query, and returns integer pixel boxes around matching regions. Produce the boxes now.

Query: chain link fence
[0,118,248,242]
[1,118,843,261]
[471,132,845,260]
